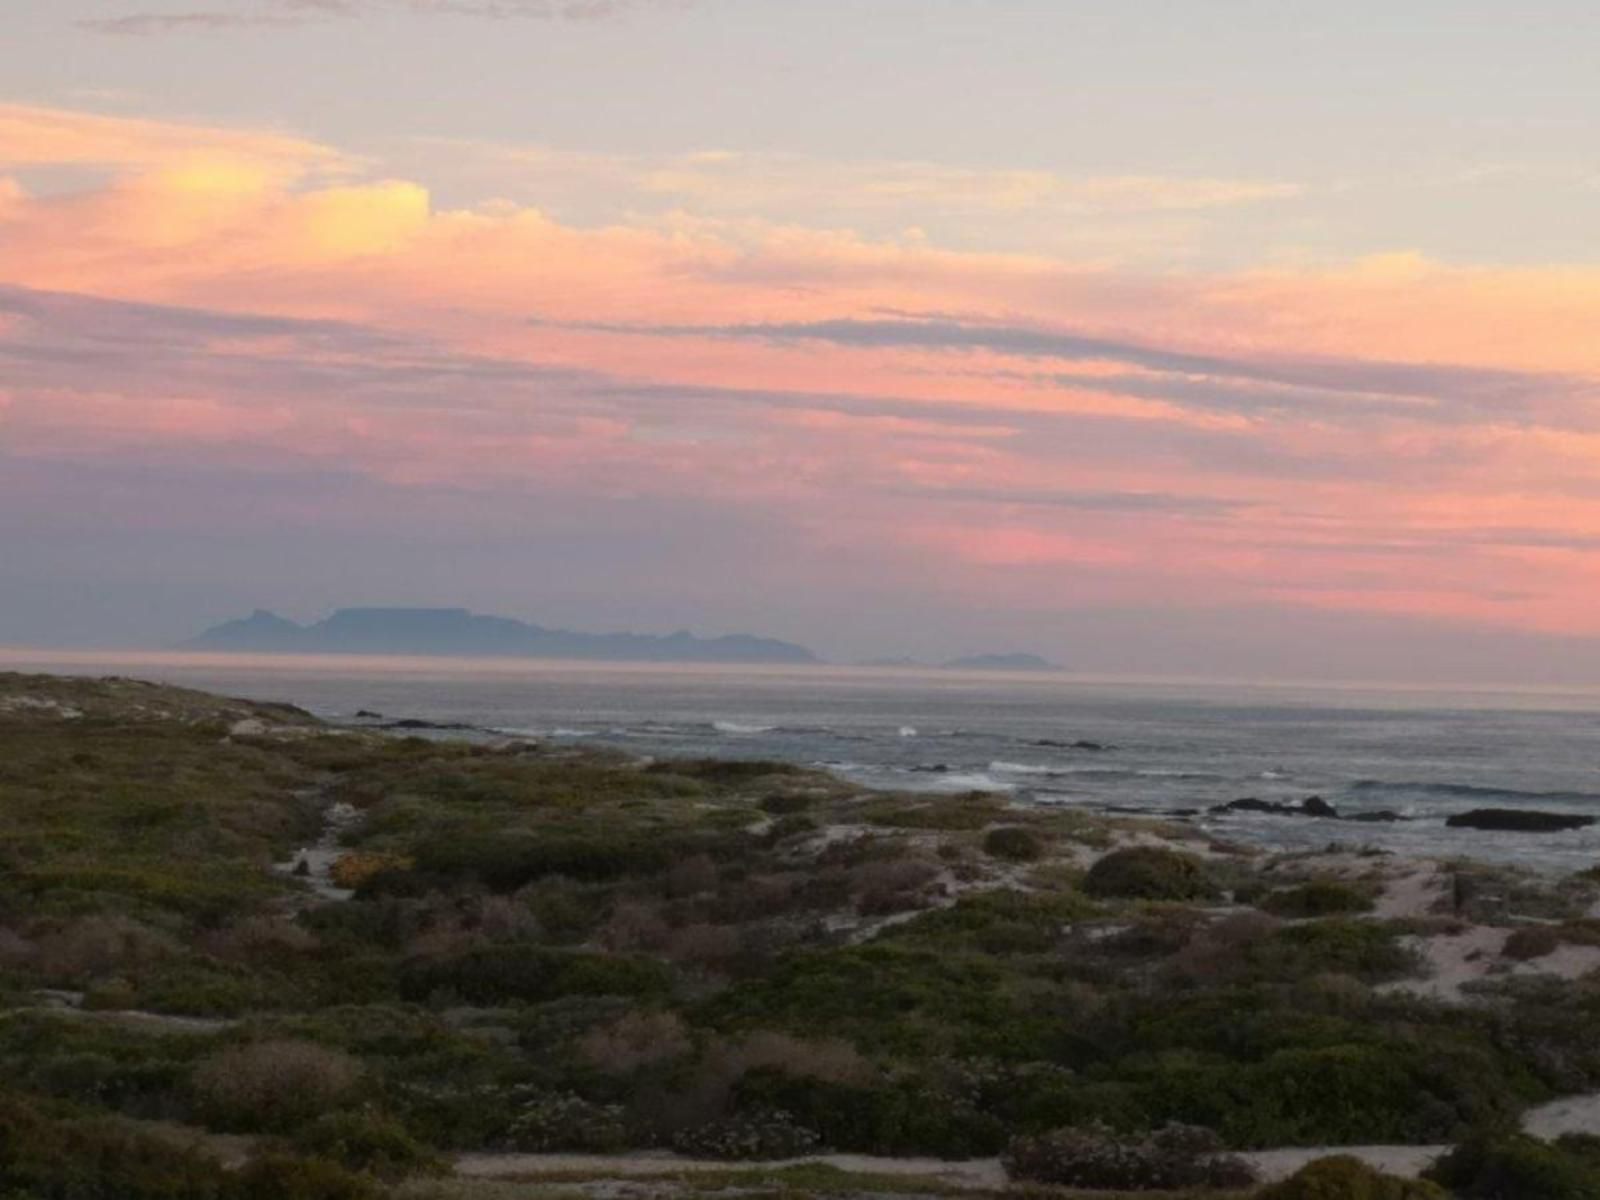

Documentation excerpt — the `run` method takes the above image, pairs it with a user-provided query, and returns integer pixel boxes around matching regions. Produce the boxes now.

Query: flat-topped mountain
[182,607,820,664]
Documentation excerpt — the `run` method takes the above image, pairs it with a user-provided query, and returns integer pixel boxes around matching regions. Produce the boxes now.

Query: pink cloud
[7,103,1600,643]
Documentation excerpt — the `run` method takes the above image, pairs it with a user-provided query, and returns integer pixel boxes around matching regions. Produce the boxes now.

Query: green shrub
[1504,926,1563,961]
[234,1154,382,1200]
[1083,847,1218,901]
[504,1092,628,1152]
[1249,920,1416,983]
[651,759,797,784]
[887,889,1094,955]
[0,1096,234,1200]
[760,793,815,816]
[735,1069,1006,1158]
[1002,1121,1257,1190]
[983,827,1045,862]
[292,1109,443,1180]
[865,795,1003,831]
[1258,1154,1446,1198]
[397,945,672,1006]
[191,1040,363,1133]
[704,944,1068,1060]
[1427,1131,1600,1199]
[765,814,818,843]
[671,1109,821,1160]
[1260,882,1375,919]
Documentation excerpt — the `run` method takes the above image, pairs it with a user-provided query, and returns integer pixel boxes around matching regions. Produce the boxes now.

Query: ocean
[9,650,1600,872]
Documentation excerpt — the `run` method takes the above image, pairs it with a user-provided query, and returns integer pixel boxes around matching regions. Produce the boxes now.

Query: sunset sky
[5,1,1600,680]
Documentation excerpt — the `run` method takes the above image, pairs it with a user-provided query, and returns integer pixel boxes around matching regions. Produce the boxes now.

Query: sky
[4,1,1600,681]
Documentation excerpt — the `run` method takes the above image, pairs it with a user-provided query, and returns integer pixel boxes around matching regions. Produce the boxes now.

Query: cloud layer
[80,0,688,35]
[6,102,1600,660]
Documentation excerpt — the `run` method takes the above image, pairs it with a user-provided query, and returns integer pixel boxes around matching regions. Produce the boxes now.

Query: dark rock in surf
[1445,808,1596,832]
[354,709,384,719]
[1210,796,1340,819]
[1345,810,1408,823]
[381,718,476,732]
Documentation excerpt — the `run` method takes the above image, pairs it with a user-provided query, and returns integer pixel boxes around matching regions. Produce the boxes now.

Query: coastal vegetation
[3,672,1600,1197]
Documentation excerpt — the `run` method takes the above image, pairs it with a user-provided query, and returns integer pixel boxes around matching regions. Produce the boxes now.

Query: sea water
[9,651,1600,872]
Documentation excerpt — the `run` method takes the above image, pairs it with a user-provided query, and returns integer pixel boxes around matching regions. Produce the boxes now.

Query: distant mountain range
[182,608,820,665]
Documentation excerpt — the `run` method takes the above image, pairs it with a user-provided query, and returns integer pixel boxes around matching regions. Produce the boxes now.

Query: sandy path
[273,799,361,902]
[456,1147,1439,1189]
[457,1092,1600,1189]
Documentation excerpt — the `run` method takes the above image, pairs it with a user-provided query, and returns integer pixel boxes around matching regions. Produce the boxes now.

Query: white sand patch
[1383,926,1600,1002]
[1383,926,1508,1002]
[1243,1145,1446,1183]
[1375,862,1451,920]
[1526,1092,1600,1140]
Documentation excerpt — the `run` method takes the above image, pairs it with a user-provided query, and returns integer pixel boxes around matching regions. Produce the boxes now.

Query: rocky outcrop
[1211,796,1340,819]
[1209,796,1409,824]
[1445,808,1595,832]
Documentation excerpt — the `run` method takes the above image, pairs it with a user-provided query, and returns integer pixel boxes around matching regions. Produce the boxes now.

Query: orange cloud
[0,103,341,182]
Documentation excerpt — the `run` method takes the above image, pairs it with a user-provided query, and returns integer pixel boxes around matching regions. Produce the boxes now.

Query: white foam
[714,720,775,735]
[989,760,1057,775]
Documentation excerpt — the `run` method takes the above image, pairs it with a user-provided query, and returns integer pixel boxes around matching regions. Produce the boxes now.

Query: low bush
[759,792,814,816]
[1260,881,1375,918]
[983,826,1045,862]
[1083,847,1218,902]
[1258,1154,1446,1198]
[234,1154,382,1200]
[1427,1130,1600,1199]
[671,1109,821,1160]
[1001,1121,1257,1190]
[888,889,1094,955]
[1249,919,1416,983]
[191,1040,363,1133]
[330,853,413,892]
[736,1069,1005,1158]
[652,759,798,785]
[1504,925,1563,961]
[292,1109,443,1180]
[397,944,672,1006]
[504,1092,628,1152]
[578,1010,694,1074]
[703,943,1068,1060]
[865,795,1004,832]
[0,1095,235,1200]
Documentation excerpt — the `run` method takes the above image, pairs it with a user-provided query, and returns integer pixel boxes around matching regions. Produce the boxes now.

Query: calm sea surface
[9,650,1600,872]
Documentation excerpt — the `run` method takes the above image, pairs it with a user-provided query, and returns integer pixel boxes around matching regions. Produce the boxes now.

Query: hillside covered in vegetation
[5,672,1600,1199]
